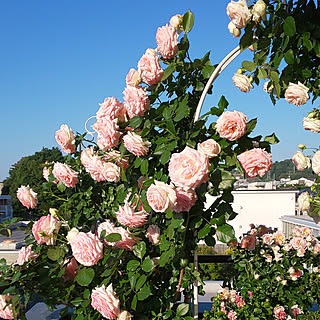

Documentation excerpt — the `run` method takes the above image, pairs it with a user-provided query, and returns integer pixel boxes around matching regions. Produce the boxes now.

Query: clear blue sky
[0,0,318,181]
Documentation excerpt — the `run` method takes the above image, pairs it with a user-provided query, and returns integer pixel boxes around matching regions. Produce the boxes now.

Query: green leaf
[240,29,254,50]
[257,68,267,79]
[129,116,143,129]
[202,65,215,79]
[140,159,149,175]
[174,96,190,122]
[127,260,140,272]
[216,224,236,243]
[134,157,143,168]
[133,241,146,259]
[105,233,122,242]
[142,257,155,273]
[218,170,236,190]
[75,268,95,286]
[264,133,279,144]
[47,247,65,261]
[137,284,152,300]
[246,118,257,134]
[162,63,176,81]
[57,181,66,192]
[284,49,294,64]
[182,10,194,33]
[242,60,256,72]
[176,303,189,316]
[159,247,175,267]
[131,295,138,310]
[303,32,313,51]
[270,71,279,82]
[135,274,147,291]
[283,16,296,37]
[218,96,229,111]
[198,224,211,239]
[160,149,171,165]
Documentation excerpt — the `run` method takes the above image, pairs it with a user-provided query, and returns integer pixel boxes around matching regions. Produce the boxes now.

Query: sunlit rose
[16,185,37,209]
[285,82,309,106]
[312,151,320,175]
[232,73,253,92]
[228,21,241,37]
[292,151,311,171]
[226,0,252,29]
[156,24,179,59]
[55,124,76,154]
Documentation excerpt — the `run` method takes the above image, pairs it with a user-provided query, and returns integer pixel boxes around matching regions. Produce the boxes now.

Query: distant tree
[2,147,63,218]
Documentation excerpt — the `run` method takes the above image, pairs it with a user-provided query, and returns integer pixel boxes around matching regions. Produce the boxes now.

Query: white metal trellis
[192,45,242,319]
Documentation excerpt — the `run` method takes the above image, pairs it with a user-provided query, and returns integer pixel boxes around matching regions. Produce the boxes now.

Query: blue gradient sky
[0,0,318,181]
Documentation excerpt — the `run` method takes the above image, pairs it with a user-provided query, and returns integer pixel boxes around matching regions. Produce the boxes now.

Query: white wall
[206,190,298,239]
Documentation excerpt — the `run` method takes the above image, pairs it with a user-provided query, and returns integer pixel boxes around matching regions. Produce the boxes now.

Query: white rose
[197,139,221,158]
[285,82,309,106]
[232,73,253,92]
[312,151,320,175]
[170,14,183,32]
[118,311,133,320]
[228,21,241,38]
[297,192,311,215]
[303,117,320,133]
[252,0,267,22]
[292,151,311,171]
[227,0,252,29]
[67,228,79,243]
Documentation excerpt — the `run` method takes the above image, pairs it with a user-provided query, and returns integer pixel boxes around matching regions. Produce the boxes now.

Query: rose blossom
[93,118,121,151]
[262,233,273,245]
[274,306,286,320]
[63,257,78,282]
[123,132,151,157]
[168,146,210,190]
[226,0,252,29]
[292,151,311,171]
[312,151,320,175]
[215,110,248,141]
[147,181,177,212]
[138,49,164,86]
[197,139,221,158]
[238,148,272,178]
[291,305,303,316]
[126,68,142,87]
[285,82,309,106]
[96,97,124,121]
[70,232,103,266]
[0,295,14,320]
[104,150,129,171]
[228,21,241,38]
[97,220,140,251]
[174,188,197,213]
[297,191,311,215]
[252,0,267,22]
[116,199,149,228]
[32,214,61,245]
[16,245,38,265]
[232,73,253,92]
[123,86,150,119]
[303,116,320,133]
[240,235,256,250]
[156,24,179,59]
[91,284,120,319]
[146,224,161,245]
[273,231,286,245]
[66,228,79,243]
[118,311,133,320]
[288,267,303,281]
[170,14,183,32]
[55,124,76,154]
[227,310,237,320]
[290,237,307,250]
[43,166,58,184]
[52,162,79,187]
[16,185,37,209]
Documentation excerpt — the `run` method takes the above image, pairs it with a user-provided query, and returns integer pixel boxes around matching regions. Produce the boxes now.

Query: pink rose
[123,132,151,157]
[96,97,124,121]
[168,146,210,190]
[16,245,38,265]
[16,185,37,209]
[91,284,120,319]
[227,0,252,29]
[32,214,61,245]
[174,188,197,213]
[238,148,272,178]
[285,82,309,106]
[0,295,14,320]
[146,181,177,213]
[197,139,221,158]
[146,224,160,245]
[312,151,320,175]
[97,220,140,251]
[156,24,179,59]
[290,237,307,250]
[262,234,273,246]
[138,49,164,86]
[52,162,79,187]
[93,118,121,151]
[273,231,286,245]
[240,235,256,250]
[126,68,142,87]
[232,73,253,92]
[288,267,304,280]
[227,310,237,320]
[104,150,129,171]
[116,198,149,228]
[273,306,286,320]
[292,151,311,171]
[80,146,95,167]
[215,110,248,141]
[43,166,58,184]
[55,124,76,154]
[70,232,103,266]
[123,86,150,119]
[63,257,78,282]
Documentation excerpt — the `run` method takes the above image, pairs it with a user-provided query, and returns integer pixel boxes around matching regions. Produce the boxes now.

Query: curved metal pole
[192,44,242,319]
